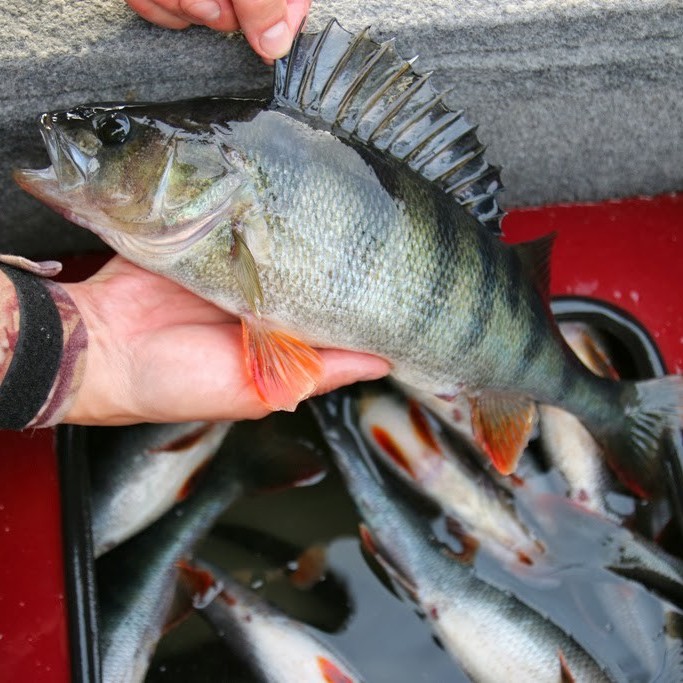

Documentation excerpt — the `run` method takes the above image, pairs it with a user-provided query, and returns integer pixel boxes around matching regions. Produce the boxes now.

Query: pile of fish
[87,320,683,682]
[14,15,683,682]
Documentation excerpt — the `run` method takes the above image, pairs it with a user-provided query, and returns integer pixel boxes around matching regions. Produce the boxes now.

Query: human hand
[61,257,390,425]
[125,0,311,61]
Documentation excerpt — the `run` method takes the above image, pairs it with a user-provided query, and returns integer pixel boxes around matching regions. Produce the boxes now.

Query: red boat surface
[0,193,681,682]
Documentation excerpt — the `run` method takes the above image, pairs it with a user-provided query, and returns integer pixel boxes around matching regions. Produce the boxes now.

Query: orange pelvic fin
[242,318,323,411]
[469,392,537,475]
[317,657,355,683]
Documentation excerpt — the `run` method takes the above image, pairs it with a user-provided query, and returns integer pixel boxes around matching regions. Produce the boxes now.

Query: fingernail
[259,20,292,59]
[185,0,221,22]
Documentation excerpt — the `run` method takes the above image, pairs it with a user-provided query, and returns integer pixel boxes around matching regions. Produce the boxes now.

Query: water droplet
[604,622,613,633]
[629,290,640,303]
[3,526,9,533]
[18,601,25,608]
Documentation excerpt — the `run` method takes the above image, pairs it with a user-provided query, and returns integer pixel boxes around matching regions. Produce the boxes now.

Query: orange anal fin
[242,319,323,411]
[469,393,537,475]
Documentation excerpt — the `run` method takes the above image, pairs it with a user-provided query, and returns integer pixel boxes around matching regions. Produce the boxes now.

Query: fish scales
[15,19,682,495]
[172,111,568,398]
[312,395,612,682]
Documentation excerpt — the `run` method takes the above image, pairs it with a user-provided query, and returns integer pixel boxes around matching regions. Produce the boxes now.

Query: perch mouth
[14,112,92,205]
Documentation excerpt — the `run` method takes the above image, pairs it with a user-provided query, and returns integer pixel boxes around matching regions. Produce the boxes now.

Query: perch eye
[94,112,131,144]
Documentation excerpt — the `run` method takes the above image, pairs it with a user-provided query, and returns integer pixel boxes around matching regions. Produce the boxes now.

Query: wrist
[59,281,135,425]
[0,259,87,429]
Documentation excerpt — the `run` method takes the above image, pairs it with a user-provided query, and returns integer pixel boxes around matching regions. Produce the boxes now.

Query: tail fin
[600,376,682,498]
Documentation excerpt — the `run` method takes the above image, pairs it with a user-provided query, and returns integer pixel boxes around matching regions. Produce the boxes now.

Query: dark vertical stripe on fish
[558,359,577,401]
[457,228,497,355]
[504,246,522,317]
[421,199,461,336]
[513,301,546,384]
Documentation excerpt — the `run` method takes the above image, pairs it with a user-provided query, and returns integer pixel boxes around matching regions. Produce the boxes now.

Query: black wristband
[0,264,63,429]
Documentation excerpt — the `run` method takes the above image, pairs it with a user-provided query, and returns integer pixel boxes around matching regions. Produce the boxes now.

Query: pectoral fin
[469,393,537,475]
[242,318,323,411]
[231,230,264,314]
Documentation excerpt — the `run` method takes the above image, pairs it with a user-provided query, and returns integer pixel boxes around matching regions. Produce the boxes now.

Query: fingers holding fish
[124,0,194,29]
[125,0,310,61]
[231,0,308,60]
[178,0,239,30]
[125,0,239,31]
[52,254,388,423]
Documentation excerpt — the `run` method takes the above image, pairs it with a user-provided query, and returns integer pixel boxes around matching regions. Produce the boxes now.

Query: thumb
[231,0,295,60]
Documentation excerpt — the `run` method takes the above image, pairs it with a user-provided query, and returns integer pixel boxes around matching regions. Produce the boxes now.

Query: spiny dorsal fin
[273,19,505,236]
[513,233,556,301]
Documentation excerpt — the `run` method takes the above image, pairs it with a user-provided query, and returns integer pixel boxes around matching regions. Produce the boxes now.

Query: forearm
[0,257,87,429]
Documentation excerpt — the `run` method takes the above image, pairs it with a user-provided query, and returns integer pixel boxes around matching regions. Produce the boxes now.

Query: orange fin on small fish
[573,327,620,380]
[317,656,354,683]
[359,523,418,600]
[371,425,417,479]
[558,649,576,682]
[469,393,537,475]
[443,516,480,565]
[150,422,217,454]
[407,400,442,454]
[242,318,323,411]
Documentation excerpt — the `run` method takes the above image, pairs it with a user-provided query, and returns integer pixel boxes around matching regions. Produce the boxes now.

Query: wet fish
[97,418,325,683]
[354,382,545,568]
[538,322,622,518]
[89,421,231,557]
[16,20,682,496]
[311,394,612,682]
[179,559,364,683]
[359,383,683,610]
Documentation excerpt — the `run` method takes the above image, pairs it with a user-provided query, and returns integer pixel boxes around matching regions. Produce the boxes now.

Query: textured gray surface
[1,0,681,257]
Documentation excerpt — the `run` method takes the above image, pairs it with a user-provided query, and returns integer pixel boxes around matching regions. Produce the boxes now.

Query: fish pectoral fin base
[232,230,264,314]
[242,318,323,411]
[469,392,537,475]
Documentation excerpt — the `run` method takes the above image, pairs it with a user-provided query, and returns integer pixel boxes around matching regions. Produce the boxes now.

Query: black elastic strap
[0,264,63,429]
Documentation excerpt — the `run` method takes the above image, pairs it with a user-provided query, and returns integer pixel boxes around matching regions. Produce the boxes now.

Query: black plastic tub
[57,297,683,683]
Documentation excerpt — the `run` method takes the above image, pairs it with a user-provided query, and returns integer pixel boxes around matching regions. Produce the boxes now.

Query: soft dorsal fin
[272,19,505,236]
[513,233,556,301]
